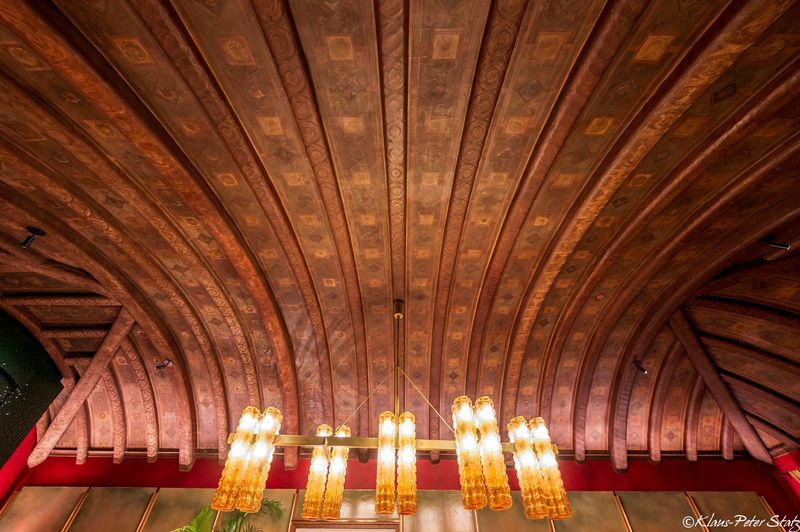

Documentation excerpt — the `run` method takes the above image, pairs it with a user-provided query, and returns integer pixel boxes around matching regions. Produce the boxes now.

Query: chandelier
[211,301,571,521]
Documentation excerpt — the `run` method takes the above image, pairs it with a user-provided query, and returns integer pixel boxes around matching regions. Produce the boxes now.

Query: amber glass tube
[530,418,571,519]
[474,396,512,510]
[451,396,487,510]
[301,424,332,519]
[321,425,351,519]
[236,407,283,513]
[507,416,547,519]
[375,411,396,514]
[396,411,417,515]
[212,406,260,511]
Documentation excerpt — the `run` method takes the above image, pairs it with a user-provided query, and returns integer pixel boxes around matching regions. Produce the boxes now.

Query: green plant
[173,498,284,532]
[173,506,216,532]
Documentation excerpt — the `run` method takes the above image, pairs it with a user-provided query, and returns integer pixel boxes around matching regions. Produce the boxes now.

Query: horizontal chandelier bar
[229,433,533,454]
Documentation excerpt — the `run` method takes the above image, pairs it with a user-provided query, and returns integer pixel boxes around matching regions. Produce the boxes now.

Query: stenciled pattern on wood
[0,0,798,469]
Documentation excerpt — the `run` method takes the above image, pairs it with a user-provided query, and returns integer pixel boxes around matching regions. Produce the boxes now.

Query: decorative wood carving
[28,310,134,467]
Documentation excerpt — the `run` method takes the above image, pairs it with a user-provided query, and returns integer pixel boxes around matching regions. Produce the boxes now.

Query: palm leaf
[179,496,284,532]
[258,497,284,521]
[173,505,216,532]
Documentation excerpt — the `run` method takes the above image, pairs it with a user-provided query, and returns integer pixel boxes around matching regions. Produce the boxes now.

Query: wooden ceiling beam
[747,414,800,452]
[42,328,107,339]
[0,235,105,295]
[120,339,158,462]
[1,294,117,306]
[669,308,772,464]
[697,255,800,298]
[100,369,127,464]
[74,401,90,465]
[721,418,735,461]
[27,310,135,467]
[685,375,705,462]
[647,340,682,463]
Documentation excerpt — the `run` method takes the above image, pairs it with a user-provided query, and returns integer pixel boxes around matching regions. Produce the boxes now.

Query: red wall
[0,429,36,509]
[14,454,798,517]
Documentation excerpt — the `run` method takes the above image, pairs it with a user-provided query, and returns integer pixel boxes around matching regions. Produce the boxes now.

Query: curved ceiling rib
[467,0,647,429]
[0,0,797,470]
[48,0,312,437]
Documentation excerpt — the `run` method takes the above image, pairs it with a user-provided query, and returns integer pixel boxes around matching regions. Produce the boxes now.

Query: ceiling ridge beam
[669,308,772,463]
[42,328,107,339]
[27,309,135,467]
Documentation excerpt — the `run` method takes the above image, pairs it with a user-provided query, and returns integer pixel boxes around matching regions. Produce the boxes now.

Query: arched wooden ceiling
[0,0,798,471]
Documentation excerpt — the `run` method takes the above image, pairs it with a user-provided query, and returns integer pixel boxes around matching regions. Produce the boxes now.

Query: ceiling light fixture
[19,226,45,249]
[760,236,791,251]
[211,300,571,521]
[155,359,173,370]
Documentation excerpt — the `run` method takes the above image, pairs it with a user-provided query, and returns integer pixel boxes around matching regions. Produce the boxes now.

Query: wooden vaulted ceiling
[0,0,798,471]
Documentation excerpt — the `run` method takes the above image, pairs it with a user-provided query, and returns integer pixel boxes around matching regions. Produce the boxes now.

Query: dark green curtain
[0,310,62,466]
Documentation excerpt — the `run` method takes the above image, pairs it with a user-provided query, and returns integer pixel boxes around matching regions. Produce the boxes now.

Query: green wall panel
[2,486,779,531]
[142,488,216,532]
[553,492,627,532]
[0,486,85,531]
[70,487,154,532]
[689,491,773,532]
[404,490,477,532]
[618,492,694,532]
[476,491,550,532]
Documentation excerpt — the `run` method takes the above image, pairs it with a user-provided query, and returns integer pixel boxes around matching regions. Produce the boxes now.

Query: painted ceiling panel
[0,0,797,470]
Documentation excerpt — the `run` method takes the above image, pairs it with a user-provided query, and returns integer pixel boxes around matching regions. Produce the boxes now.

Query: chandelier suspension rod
[334,366,394,436]
[332,299,453,438]
[393,299,403,419]
[397,365,455,435]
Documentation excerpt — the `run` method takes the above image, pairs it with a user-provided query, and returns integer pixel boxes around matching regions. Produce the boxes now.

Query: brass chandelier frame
[213,299,571,522]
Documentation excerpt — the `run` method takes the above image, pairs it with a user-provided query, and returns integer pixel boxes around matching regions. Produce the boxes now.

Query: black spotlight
[760,236,791,251]
[20,226,46,249]
[155,359,174,370]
